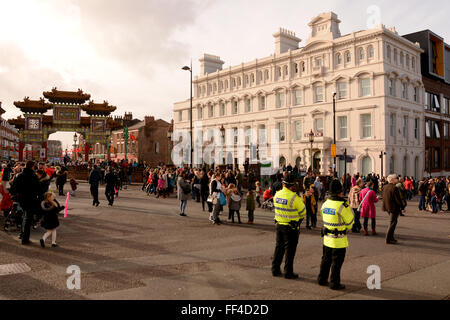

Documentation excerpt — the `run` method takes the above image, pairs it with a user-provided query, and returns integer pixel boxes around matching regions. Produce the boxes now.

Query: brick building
[0,102,19,161]
[404,30,450,176]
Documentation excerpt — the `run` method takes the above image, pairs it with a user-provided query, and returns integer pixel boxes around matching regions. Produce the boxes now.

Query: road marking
[0,263,31,276]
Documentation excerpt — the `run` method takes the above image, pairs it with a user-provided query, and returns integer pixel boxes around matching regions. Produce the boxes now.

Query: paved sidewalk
[0,184,449,300]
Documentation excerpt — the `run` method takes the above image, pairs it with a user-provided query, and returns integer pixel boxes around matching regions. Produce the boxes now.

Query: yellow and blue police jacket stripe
[274,187,306,225]
[321,199,354,248]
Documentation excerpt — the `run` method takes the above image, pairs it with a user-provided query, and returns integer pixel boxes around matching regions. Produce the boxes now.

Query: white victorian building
[173,12,425,177]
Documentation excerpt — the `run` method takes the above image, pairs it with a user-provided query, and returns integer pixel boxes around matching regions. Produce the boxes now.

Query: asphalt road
[0,183,449,300]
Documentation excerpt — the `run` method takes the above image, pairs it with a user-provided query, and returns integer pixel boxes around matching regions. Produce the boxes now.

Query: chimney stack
[199,54,225,76]
[273,28,301,55]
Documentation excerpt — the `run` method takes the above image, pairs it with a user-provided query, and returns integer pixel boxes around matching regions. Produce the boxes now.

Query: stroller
[4,202,24,232]
[261,197,274,211]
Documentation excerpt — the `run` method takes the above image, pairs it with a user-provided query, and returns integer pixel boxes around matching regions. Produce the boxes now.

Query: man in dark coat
[89,165,101,207]
[10,161,40,245]
[382,174,404,244]
[105,167,118,206]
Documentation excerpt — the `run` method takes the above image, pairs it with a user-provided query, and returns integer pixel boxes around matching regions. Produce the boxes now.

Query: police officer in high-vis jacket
[272,174,306,279]
[318,179,354,290]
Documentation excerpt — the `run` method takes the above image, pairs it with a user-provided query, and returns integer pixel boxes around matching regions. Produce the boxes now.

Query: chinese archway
[8,88,121,162]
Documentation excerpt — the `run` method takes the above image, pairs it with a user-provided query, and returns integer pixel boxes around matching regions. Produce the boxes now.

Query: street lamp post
[73,133,78,162]
[123,126,129,162]
[220,125,226,167]
[309,130,315,173]
[182,63,193,168]
[379,151,387,178]
[168,129,173,165]
[106,134,111,162]
[332,91,337,178]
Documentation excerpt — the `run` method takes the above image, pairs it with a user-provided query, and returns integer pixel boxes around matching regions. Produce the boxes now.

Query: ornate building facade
[173,12,425,177]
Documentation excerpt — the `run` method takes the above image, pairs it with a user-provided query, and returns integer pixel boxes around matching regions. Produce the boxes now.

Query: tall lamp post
[309,130,315,173]
[332,91,337,178]
[379,151,386,178]
[220,125,226,167]
[182,63,193,168]
[168,127,173,165]
[123,126,129,162]
[73,133,78,162]
[106,134,111,162]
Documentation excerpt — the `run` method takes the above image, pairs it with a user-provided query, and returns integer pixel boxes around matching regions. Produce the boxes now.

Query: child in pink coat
[359,180,379,236]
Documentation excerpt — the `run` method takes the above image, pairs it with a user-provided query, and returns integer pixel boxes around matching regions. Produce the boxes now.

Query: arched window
[258,71,262,81]
[362,156,372,176]
[414,156,419,179]
[280,156,286,167]
[238,77,241,86]
[336,53,342,65]
[368,45,374,59]
[265,70,270,80]
[406,54,410,69]
[359,48,365,60]
[345,51,351,63]
[284,65,288,76]
[277,67,282,77]
[412,57,416,71]
[301,62,305,72]
[403,156,408,177]
[245,75,249,85]
[154,142,160,154]
[251,73,255,83]
[198,106,202,120]
[390,156,395,173]
[296,157,302,168]
[394,49,398,64]
[225,80,229,89]
[400,52,404,66]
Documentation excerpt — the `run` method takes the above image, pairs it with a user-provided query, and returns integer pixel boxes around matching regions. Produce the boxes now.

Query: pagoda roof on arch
[82,100,117,116]
[13,97,53,114]
[43,87,91,104]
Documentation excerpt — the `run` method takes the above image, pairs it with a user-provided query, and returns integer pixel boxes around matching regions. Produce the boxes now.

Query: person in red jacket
[404,177,413,201]
[0,185,14,217]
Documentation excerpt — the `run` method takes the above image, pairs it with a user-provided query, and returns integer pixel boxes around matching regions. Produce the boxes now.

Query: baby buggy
[4,203,24,232]
[262,197,274,211]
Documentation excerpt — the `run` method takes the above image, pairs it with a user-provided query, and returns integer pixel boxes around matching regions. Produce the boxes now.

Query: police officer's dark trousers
[272,224,299,275]
[318,245,346,287]
[91,185,99,205]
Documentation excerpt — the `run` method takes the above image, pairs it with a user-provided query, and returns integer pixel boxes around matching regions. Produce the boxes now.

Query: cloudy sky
[0,0,449,148]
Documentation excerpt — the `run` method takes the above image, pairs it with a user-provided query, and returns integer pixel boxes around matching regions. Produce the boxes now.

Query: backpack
[182,183,192,195]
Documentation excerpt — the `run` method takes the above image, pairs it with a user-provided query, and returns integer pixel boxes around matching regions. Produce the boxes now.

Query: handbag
[357,189,372,214]
[219,192,227,206]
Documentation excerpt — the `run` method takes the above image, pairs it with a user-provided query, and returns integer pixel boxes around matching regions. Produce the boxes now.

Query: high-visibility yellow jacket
[321,199,354,248]
[274,187,306,226]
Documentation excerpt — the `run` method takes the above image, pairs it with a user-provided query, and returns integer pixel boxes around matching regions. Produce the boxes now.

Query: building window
[277,67,282,78]
[314,85,324,103]
[154,142,159,154]
[414,118,420,140]
[414,87,419,102]
[433,121,441,139]
[301,62,305,72]
[233,101,238,114]
[368,45,374,59]
[244,126,251,145]
[359,48,365,61]
[277,92,285,108]
[431,93,441,113]
[403,156,407,177]
[220,103,226,116]
[360,78,371,97]
[238,77,241,86]
[425,92,430,110]
[390,156,395,173]
[179,111,183,122]
[338,116,347,139]
[265,70,270,80]
[315,58,322,67]
[387,45,391,61]
[406,55,410,69]
[295,121,302,141]
[209,105,214,118]
[389,79,395,96]
[198,107,203,120]
[337,81,347,99]
[336,53,342,65]
[403,116,408,139]
[294,63,298,74]
[394,49,398,64]
[412,57,416,71]
[314,118,324,134]
[258,124,267,142]
[444,123,449,140]
[362,156,372,176]
[233,128,238,145]
[433,147,441,169]
[402,83,408,99]
[278,122,286,142]
[294,89,302,105]
[400,52,404,66]
[245,98,252,113]
[425,119,431,138]
[345,51,351,63]
[443,97,449,115]
[361,114,372,138]
[225,80,228,89]
[284,65,288,76]
[445,149,450,169]
[260,96,265,110]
